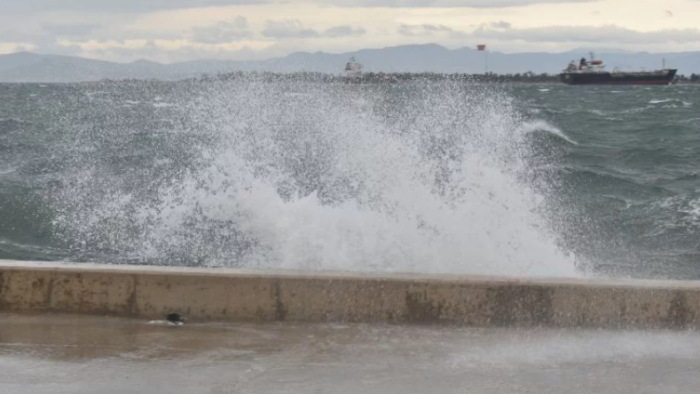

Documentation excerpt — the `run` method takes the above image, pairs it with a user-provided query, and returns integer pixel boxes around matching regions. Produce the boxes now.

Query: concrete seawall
[1,261,700,329]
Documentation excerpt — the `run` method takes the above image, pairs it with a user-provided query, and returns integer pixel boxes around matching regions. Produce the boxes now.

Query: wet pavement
[1,313,700,393]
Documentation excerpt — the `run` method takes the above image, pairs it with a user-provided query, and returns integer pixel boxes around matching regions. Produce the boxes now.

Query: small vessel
[560,53,676,85]
[344,57,363,79]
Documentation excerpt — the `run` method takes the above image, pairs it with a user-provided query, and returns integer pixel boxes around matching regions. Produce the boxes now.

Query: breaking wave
[47,81,577,277]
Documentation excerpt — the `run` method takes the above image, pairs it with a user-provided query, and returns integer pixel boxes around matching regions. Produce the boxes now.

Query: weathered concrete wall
[1,261,700,329]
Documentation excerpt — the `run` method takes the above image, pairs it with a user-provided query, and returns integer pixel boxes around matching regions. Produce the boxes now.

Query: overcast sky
[1,0,700,63]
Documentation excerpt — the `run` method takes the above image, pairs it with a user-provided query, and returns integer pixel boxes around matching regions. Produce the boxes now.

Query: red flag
[477,44,486,51]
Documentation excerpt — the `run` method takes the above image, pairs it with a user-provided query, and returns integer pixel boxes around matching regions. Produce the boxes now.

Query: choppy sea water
[0,80,698,279]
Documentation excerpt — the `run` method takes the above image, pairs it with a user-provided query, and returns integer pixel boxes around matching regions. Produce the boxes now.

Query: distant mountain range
[1,44,699,83]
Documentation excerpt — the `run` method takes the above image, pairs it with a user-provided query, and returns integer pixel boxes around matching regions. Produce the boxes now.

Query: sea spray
[49,80,577,277]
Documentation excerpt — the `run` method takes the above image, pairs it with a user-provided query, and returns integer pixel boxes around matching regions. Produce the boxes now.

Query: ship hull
[560,69,676,85]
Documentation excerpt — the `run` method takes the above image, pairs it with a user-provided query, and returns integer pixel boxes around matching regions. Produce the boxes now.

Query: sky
[1,0,700,63]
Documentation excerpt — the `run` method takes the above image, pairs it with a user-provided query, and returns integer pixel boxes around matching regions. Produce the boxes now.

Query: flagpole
[477,44,487,75]
[485,51,488,74]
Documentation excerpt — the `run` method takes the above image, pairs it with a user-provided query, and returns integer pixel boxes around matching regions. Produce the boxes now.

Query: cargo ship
[560,53,676,85]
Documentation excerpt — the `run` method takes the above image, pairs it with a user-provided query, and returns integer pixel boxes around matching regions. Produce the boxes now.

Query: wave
[621,106,653,114]
[618,146,690,166]
[47,82,577,277]
[657,195,700,226]
[0,118,30,127]
[641,193,700,240]
[153,102,176,108]
[0,237,67,261]
[587,109,605,116]
[649,98,692,106]
[558,167,674,203]
[516,120,578,145]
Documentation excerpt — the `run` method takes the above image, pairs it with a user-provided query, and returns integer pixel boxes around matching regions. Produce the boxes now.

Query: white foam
[50,82,577,277]
[516,119,578,145]
[153,102,176,108]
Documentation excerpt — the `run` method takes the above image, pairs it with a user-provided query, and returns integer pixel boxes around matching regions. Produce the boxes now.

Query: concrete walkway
[1,313,700,394]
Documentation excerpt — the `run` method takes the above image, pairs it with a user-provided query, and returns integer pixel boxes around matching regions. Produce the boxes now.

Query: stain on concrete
[668,292,692,328]
[32,278,44,290]
[127,275,138,315]
[274,280,287,321]
[489,285,554,327]
[45,275,54,308]
[0,272,6,309]
[404,290,444,323]
[256,306,266,319]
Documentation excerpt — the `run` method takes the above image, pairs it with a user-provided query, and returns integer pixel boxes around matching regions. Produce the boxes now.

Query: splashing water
[49,81,577,277]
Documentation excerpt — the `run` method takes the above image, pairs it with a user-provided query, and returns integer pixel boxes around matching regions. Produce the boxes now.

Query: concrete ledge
[1,261,700,329]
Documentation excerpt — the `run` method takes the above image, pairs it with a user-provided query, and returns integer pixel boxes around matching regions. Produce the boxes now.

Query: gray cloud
[0,0,265,14]
[63,39,276,63]
[319,0,596,8]
[490,21,512,29]
[396,22,700,44]
[263,20,366,39]
[398,24,466,39]
[262,20,319,39]
[14,32,85,56]
[190,16,251,43]
[41,23,101,37]
[398,24,435,37]
[324,25,366,38]
[35,42,84,57]
[472,24,700,44]
[0,0,598,14]
[0,28,36,41]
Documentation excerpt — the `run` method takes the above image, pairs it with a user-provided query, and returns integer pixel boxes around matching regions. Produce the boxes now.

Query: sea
[0,80,698,279]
